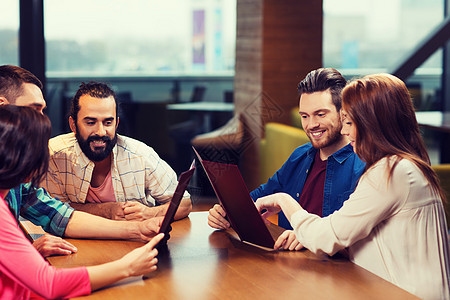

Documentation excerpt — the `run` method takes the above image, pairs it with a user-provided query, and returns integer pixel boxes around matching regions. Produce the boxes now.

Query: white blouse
[291,157,450,300]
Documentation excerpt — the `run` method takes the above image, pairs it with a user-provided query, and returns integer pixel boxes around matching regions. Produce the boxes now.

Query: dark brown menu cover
[193,147,277,249]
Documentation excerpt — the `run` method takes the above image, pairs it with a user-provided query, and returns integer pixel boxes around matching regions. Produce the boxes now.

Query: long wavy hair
[0,105,51,190]
[342,73,445,202]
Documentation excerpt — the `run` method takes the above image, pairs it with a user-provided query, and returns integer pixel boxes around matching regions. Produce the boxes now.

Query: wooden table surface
[45,212,418,300]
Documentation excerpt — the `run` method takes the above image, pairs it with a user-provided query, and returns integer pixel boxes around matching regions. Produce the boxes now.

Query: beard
[76,131,117,162]
[308,122,343,150]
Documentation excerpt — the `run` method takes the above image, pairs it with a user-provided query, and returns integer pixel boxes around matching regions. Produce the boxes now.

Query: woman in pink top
[255,74,449,299]
[0,105,164,299]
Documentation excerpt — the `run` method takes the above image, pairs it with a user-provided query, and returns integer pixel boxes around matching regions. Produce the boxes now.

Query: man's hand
[111,202,126,220]
[123,201,159,221]
[137,216,164,241]
[274,230,304,251]
[208,204,230,229]
[33,234,78,257]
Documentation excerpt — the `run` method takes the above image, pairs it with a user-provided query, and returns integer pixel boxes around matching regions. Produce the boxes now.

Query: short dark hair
[0,65,43,103]
[70,81,118,123]
[0,105,51,190]
[297,68,347,111]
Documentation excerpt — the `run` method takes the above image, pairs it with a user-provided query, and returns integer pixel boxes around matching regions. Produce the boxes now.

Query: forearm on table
[69,202,117,219]
[87,260,129,291]
[174,198,192,220]
[64,211,141,240]
[143,197,191,221]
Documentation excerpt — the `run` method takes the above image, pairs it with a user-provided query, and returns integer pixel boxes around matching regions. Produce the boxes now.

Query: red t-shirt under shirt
[298,151,327,216]
[86,170,115,203]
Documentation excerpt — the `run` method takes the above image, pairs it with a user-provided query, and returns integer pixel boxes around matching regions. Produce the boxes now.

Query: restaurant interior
[1,1,450,299]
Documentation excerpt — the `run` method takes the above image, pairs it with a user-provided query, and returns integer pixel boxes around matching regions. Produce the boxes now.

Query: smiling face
[299,90,348,159]
[69,94,118,162]
[340,110,357,153]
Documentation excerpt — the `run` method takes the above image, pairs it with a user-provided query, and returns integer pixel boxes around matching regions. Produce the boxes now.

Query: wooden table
[47,212,418,299]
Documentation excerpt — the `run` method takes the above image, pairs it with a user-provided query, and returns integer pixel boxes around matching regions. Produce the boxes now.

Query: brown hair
[70,81,117,123]
[0,65,43,103]
[297,68,347,112]
[0,105,51,190]
[342,73,445,201]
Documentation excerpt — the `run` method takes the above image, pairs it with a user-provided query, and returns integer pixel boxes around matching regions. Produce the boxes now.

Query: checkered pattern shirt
[43,133,188,206]
[5,183,74,236]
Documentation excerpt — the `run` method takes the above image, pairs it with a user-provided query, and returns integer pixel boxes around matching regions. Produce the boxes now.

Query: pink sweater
[0,196,91,299]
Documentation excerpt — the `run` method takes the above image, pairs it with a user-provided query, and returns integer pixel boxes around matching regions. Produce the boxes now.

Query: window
[0,0,19,66]
[323,0,445,163]
[323,0,444,73]
[44,0,236,77]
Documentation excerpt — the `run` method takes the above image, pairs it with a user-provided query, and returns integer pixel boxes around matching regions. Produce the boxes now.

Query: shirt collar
[329,143,355,164]
[306,143,354,164]
[306,144,318,157]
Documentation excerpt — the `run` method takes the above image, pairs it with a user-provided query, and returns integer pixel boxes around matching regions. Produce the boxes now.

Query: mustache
[87,135,112,143]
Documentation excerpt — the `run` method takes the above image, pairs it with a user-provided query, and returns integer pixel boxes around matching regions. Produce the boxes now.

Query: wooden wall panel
[234,0,322,190]
[262,0,322,125]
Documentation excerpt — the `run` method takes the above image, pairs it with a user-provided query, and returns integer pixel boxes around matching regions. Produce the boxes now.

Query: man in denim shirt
[208,68,365,250]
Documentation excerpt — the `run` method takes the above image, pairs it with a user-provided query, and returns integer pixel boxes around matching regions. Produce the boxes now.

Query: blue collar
[306,143,355,164]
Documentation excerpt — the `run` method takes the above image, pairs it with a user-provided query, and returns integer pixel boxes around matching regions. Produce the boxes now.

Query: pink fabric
[0,196,91,299]
[85,170,116,203]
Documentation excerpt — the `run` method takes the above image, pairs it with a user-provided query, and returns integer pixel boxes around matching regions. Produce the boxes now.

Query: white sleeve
[291,158,407,256]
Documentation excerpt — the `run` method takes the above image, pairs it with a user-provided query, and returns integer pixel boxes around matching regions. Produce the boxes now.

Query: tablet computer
[192,147,283,249]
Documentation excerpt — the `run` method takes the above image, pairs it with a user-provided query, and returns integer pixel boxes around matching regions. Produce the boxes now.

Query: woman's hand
[255,194,283,220]
[87,233,165,291]
[119,233,165,277]
[255,192,303,224]
[274,230,303,251]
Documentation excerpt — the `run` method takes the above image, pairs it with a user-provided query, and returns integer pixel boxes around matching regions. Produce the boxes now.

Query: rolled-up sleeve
[19,185,74,237]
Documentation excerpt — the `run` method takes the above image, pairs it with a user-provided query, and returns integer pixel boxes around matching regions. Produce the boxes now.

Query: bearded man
[208,68,366,250]
[43,81,192,221]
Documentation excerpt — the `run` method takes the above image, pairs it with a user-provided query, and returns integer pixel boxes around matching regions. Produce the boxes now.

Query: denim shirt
[250,143,365,229]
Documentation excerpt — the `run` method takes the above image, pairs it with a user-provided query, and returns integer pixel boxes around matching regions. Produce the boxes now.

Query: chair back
[260,122,309,184]
[190,86,206,102]
[432,164,450,228]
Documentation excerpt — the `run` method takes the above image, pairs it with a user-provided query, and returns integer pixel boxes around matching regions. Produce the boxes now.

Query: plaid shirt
[43,133,188,206]
[5,183,74,236]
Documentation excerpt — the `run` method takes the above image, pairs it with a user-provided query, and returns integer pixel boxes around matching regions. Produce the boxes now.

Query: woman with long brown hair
[255,74,449,299]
